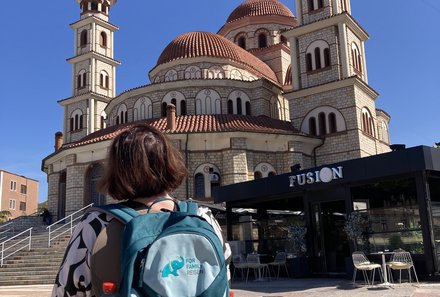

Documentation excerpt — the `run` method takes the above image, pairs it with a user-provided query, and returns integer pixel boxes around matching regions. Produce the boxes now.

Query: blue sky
[0,0,439,203]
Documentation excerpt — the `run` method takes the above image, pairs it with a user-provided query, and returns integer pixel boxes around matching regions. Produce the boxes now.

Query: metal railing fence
[0,228,32,267]
[46,203,93,247]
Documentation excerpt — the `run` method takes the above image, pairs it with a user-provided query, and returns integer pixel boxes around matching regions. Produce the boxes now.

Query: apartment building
[0,170,39,219]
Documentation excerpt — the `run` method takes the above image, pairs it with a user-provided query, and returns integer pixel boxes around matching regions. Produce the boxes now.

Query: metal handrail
[0,222,15,242]
[0,228,32,267]
[0,221,13,232]
[46,203,93,247]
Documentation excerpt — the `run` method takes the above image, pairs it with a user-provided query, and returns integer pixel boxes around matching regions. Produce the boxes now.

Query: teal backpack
[90,199,229,297]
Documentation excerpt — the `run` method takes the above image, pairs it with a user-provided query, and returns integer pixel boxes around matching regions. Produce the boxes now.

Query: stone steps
[0,222,71,286]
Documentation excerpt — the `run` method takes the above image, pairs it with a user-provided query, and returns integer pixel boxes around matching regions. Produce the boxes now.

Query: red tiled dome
[156,31,278,83]
[227,0,294,23]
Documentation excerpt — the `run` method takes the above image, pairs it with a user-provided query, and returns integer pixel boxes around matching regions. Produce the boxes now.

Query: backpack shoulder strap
[177,200,199,215]
[91,203,139,224]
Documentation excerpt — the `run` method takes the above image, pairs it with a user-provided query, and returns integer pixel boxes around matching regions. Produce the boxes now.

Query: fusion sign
[289,166,343,188]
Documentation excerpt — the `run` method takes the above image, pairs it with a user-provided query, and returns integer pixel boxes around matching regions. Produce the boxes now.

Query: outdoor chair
[268,252,290,279]
[245,253,271,282]
[231,254,248,281]
[352,251,383,286]
[388,250,419,284]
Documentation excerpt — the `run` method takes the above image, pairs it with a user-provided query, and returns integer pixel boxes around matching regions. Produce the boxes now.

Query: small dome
[156,31,278,82]
[226,0,294,23]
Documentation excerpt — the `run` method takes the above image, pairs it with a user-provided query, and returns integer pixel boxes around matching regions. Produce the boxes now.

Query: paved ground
[0,279,439,297]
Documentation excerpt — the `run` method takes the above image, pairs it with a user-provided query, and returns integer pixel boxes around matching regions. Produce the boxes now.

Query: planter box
[287,256,310,278]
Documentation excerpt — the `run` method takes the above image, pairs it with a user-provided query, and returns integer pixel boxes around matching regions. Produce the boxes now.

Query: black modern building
[214,146,440,277]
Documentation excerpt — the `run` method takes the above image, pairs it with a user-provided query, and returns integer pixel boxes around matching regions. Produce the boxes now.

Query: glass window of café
[228,198,305,258]
[350,177,423,254]
[429,174,440,272]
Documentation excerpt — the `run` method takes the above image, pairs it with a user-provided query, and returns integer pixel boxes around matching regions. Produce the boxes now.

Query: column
[295,0,302,25]
[338,22,349,78]
[291,37,300,91]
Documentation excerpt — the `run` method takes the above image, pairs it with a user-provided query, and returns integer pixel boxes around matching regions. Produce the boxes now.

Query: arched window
[161,102,167,117]
[227,91,250,115]
[134,97,153,121]
[258,33,267,48]
[80,30,87,47]
[91,2,98,11]
[77,75,82,89]
[100,111,107,129]
[306,40,330,71]
[309,117,317,136]
[100,32,107,47]
[237,98,242,115]
[324,48,331,67]
[314,47,322,69]
[70,109,84,131]
[162,91,186,115]
[180,100,187,116]
[184,66,201,79]
[351,43,362,74]
[77,70,87,89]
[195,89,221,115]
[306,53,313,72]
[302,107,346,136]
[328,112,337,133]
[361,108,375,137]
[308,0,314,11]
[194,164,221,198]
[100,71,109,88]
[165,69,178,82]
[318,112,326,135]
[245,101,251,116]
[309,0,324,11]
[380,121,389,143]
[116,104,128,125]
[227,100,233,114]
[238,36,246,49]
[254,171,263,179]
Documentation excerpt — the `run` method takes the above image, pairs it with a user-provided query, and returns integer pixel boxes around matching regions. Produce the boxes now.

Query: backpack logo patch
[161,256,185,277]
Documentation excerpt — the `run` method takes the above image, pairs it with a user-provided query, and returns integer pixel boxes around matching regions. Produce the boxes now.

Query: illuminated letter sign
[289,166,343,188]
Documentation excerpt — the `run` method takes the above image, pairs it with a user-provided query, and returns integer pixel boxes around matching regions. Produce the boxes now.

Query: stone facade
[43,0,391,220]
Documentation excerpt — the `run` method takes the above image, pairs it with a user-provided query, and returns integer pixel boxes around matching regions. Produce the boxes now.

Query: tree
[0,210,11,223]
[435,142,440,148]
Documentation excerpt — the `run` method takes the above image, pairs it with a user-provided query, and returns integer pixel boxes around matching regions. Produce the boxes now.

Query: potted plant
[343,211,369,278]
[344,211,369,251]
[285,225,309,277]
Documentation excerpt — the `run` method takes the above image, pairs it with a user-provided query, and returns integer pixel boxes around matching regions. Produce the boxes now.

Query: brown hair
[99,123,187,200]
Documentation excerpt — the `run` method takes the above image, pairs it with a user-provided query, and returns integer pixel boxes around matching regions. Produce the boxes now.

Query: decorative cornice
[282,12,369,41]
[66,51,121,66]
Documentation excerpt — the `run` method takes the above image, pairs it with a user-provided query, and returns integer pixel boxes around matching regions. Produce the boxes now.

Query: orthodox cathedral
[42,0,391,220]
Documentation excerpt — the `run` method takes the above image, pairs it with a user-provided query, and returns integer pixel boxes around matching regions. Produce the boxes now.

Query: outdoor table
[369,251,394,286]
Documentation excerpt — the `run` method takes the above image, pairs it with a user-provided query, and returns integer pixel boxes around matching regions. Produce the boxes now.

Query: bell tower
[284,0,391,166]
[59,0,120,143]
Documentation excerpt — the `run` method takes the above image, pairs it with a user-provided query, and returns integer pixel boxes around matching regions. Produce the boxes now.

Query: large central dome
[226,0,294,23]
[156,31,278,82]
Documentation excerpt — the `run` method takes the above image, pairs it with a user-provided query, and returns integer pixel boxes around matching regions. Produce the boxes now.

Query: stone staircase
[0,223,71,286]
